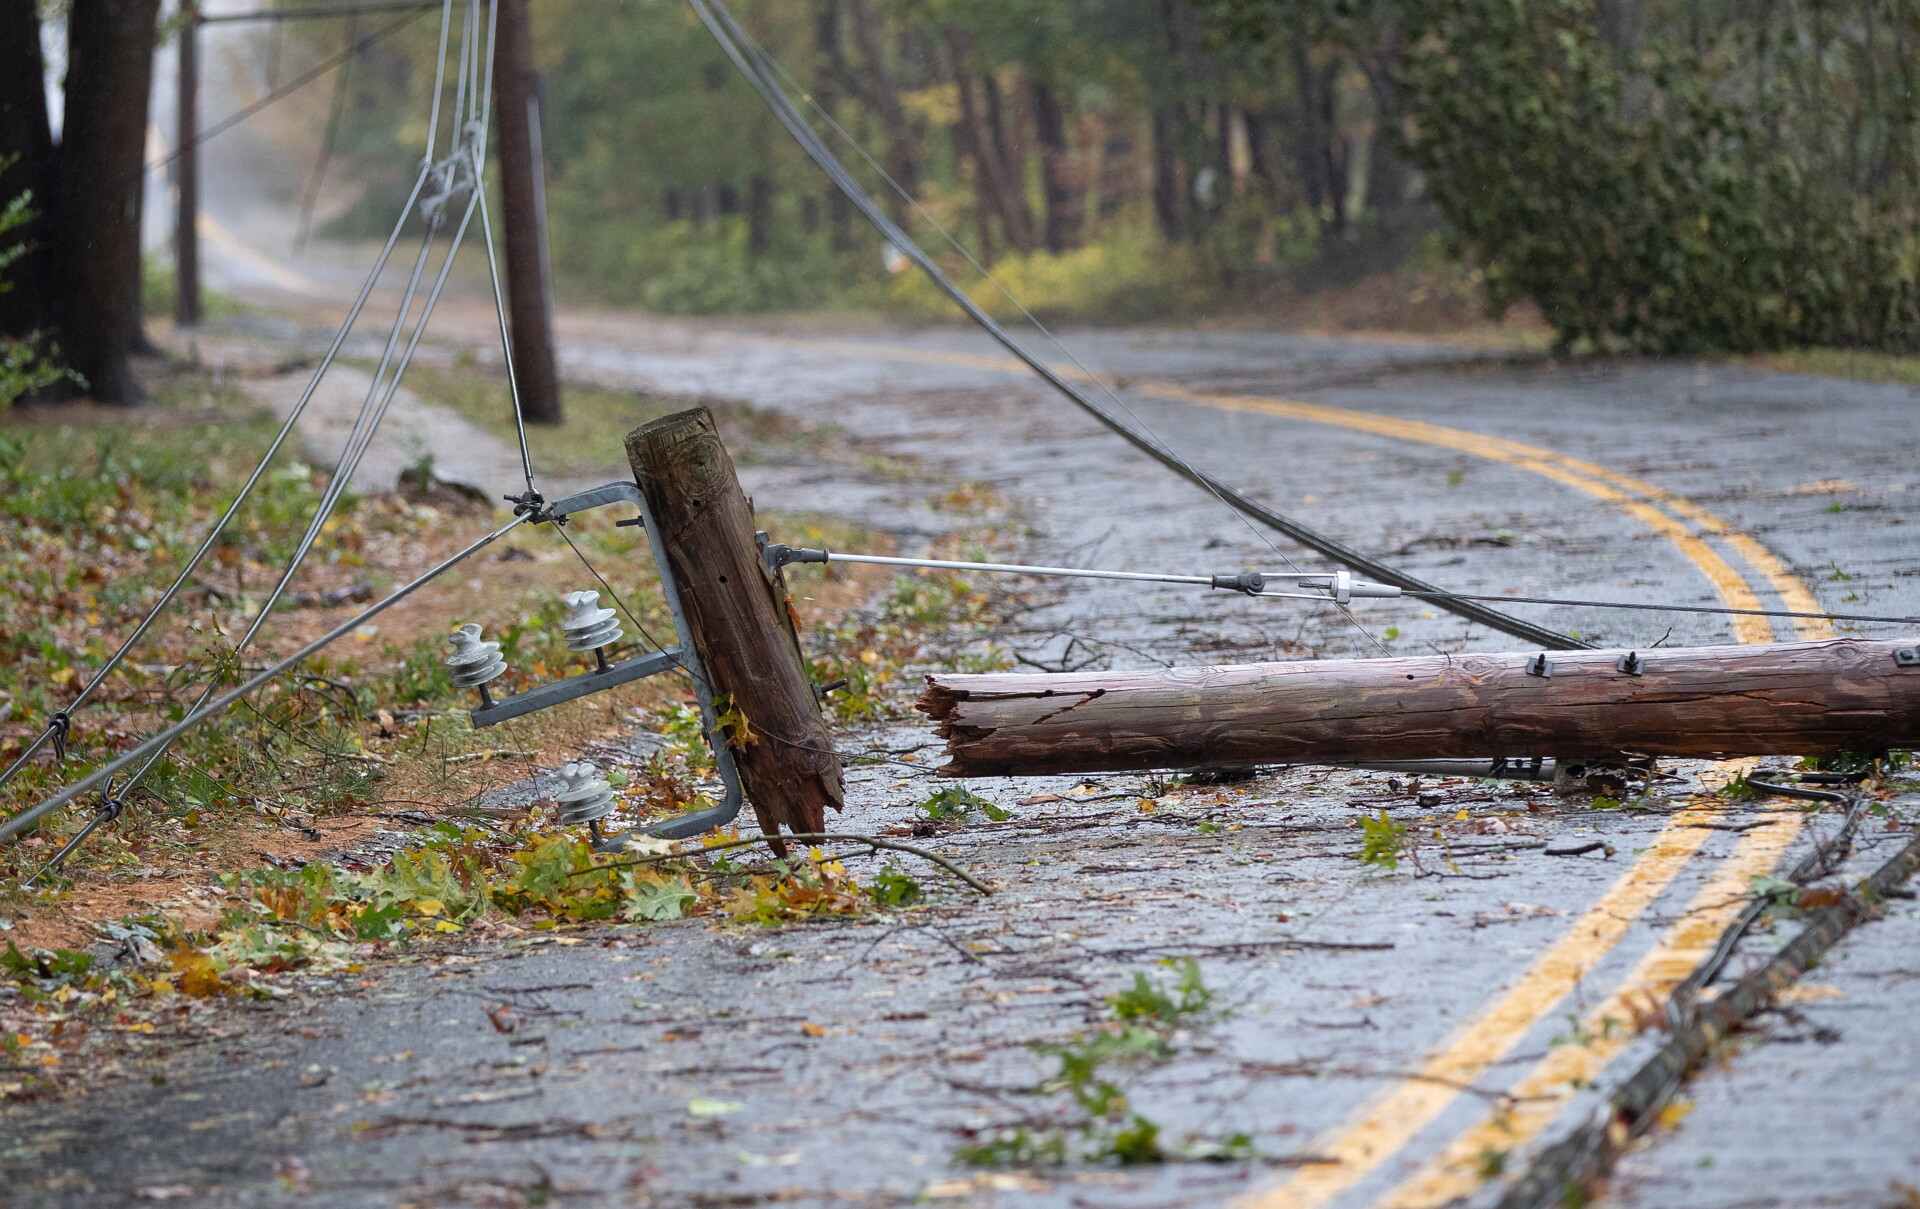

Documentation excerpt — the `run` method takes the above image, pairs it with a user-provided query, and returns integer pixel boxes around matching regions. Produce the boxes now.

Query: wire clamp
[763,543,829,573]
[505,489,552,524]
[1616,651,1646,676]
[49,710,71,762]
[1210,572,1266,595]
[95,782,125,824]
[1526,653,1553,678]
[1895,646,1920,668]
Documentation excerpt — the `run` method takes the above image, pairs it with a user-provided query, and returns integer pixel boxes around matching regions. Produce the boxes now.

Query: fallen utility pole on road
[918,638,1920,778]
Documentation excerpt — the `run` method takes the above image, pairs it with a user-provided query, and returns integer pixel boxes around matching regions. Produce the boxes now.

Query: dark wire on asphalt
[773,547,1920,628]
[1401,590,1919,628]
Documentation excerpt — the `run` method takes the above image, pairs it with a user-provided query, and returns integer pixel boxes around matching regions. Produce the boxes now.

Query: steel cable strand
[5,4,481,859]
[0,164,439,794]
[144,8,428,181]
[113,189,485,806]
[721,21,1397,659]
[714,11,1381,659]
[685,0,1583,652]
[1,518,529,848]
[2,0,463,793]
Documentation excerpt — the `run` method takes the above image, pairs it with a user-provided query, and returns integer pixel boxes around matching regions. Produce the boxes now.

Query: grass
[1749,347,1920,390]
[391,357,874,481]
[0,364,910,942]
[0,357,1018,954]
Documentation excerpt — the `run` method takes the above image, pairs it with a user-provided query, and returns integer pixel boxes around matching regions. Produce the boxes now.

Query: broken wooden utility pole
[627,407,842,836]
[490,0,562,425]
[918,639,1920,777]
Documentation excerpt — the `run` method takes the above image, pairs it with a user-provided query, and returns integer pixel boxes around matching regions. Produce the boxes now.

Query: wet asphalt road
[34,68,1920,1203]
[8,307,1919,1208]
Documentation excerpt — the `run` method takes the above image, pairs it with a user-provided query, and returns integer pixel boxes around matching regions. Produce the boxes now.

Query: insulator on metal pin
[561,589,623,671]
[447,623,507,706]
[555,760,617,827]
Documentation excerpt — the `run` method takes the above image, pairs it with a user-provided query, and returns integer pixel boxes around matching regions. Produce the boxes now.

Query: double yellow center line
[750,335,1828,1206]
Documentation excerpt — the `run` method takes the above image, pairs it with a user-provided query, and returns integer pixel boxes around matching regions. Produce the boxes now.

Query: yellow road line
[1375,810,1807,1208]
[1227,762,1755,1209]
[749,336,1824,1206]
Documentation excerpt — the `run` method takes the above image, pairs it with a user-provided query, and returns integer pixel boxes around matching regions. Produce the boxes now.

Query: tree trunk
[919,640,1920,778]
[626,407,843,836]
[491,0,561,425]
[174,11,199,329]
[846,0,918,227]
[56,0,162,405]
[1292,36,1347,235]
[810,0,854,251]
[946,29,1033,254]
[0,0,57,339]
[1150,107,1185,241]
[746,174,774,256]
[1032,78,1079,253]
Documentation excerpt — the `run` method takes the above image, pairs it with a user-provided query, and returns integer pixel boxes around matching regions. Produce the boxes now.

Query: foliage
[919,784,1009,823]
[1108,957,1213,1024]
[888,233,1209,323]
[958,958,1251,1167]
[0,175,69,409]
[866,863,922,907]
[1389,0,1920,353]
[1358,808,1410,871]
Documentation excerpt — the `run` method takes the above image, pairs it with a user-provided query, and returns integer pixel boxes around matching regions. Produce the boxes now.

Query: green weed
[919,785,1010,823]
[1359,810,1411,871]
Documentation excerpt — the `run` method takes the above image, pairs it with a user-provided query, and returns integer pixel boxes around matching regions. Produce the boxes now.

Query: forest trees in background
[307,0,1409,318]
[232,0,1920,350]
[1,0,164,405]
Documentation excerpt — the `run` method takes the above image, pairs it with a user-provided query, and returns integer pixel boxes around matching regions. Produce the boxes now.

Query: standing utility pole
[490,0,561,424]
[174,3,201,329]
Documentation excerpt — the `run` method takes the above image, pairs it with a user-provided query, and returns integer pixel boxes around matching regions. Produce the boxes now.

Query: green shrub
[1395,0,1920,353]
[888,232,1207,322]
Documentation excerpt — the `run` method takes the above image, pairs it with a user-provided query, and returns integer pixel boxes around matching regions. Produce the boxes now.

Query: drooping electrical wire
[684,0,1585,654]
[2,0,500,854]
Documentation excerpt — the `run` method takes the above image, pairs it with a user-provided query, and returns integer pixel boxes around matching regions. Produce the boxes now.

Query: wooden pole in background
[490,0,561,424]
[920,639,1920,777]
[627,408,842,836]
[174,5,200,329]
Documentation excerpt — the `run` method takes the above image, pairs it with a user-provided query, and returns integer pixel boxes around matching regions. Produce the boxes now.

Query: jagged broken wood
[627,407,843,835]
[917,638,1920,777]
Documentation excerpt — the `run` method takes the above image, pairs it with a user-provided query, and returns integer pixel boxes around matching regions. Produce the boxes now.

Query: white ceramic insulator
[446,623,506,688]
[561,589,623,653]
[555,760,616,826]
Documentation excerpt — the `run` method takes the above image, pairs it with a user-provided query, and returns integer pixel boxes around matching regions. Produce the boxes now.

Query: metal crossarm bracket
[470,648,685,726]
[475,480,745,846]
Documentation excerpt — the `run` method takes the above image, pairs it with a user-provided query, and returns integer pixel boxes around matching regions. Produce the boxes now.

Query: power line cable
[2,2,470,811]
[685,0,1585,653]
[1,517,528,846]
[0,163,439,794]
[115,187,483,802]
[143,8,426,180]
[727,19,1395,656]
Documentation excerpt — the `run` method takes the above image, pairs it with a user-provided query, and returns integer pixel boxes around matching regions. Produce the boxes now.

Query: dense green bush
[1394,0,1920,353]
